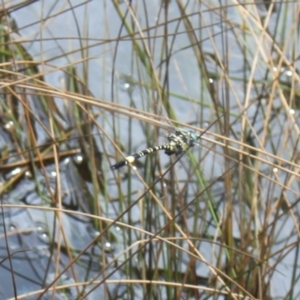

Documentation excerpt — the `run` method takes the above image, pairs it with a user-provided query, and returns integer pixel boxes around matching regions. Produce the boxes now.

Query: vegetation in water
[0,1,299,299]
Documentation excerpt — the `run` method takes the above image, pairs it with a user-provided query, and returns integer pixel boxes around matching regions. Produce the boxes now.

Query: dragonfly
[111,129,199,170]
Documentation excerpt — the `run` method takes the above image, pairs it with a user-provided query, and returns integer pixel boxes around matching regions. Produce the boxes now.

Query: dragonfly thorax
[164,129,199,156]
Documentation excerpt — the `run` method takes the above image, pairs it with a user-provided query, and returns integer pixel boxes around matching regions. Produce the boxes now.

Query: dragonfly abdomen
[111,144,168,170]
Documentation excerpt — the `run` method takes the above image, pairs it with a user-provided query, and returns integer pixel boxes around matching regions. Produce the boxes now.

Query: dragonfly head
[189,131,200,146]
